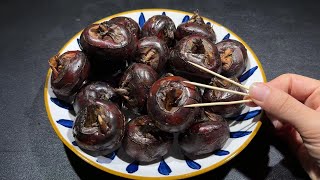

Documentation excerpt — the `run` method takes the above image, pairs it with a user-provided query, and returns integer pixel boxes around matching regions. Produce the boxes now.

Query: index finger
[267,73,320,102]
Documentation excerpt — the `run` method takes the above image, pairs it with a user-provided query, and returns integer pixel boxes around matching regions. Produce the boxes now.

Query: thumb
[249,82,320,134]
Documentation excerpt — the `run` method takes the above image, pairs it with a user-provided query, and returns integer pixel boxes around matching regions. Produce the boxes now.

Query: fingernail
[249,82,270,102]
[271,120,279,129]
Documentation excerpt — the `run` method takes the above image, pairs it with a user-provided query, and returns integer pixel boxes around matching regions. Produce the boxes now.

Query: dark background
[1,0,319,179]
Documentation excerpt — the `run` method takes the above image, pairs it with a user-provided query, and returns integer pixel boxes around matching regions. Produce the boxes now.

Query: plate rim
[44,8,267,179]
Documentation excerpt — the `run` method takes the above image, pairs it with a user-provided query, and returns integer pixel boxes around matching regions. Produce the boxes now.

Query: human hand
[247,74,320,180]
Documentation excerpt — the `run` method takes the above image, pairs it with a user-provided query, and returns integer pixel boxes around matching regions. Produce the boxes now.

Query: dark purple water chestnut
[141,15,176,46]
[49,51,90,103]
[80,21,136,60]
[73,100,125,155]
[109,16,140,41]
[147,76,201,133]
[203,77,246,118]
[73,81,120,114]
[216,39,248,78]
[116,63,158,112]
[179,111,230,157]
[79,21,136,76]
[175,12,216,43]
[135,36,169,73]
[122,115,173,162]
[170,35,221,80]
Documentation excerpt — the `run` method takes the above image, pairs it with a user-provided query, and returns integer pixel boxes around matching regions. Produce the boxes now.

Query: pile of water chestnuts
[49,12,248,163]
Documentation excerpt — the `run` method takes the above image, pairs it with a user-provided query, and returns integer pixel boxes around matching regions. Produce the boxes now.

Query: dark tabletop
[1,0,319,179]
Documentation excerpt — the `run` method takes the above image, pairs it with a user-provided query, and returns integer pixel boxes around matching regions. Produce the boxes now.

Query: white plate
[44,8,267,179]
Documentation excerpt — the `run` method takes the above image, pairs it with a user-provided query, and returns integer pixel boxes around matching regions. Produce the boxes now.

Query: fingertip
[249,82,270,102]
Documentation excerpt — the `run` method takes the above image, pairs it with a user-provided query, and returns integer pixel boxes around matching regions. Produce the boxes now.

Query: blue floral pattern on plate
[139,12,146,28]
[239,66,258,82]
[56,119,73,128]
[126,161,139,173]
[222,33,230,40]
[50,98,72,110]
[77,38,82,50]
[182,15,190,23]
[96,152,116,164]
[185,157,201,170]
[72,141,78,146]
[213,150,230,156]
[105,151,116,160]
[229,109,262,121]
[158,159,172,175]
[230,131,252,138]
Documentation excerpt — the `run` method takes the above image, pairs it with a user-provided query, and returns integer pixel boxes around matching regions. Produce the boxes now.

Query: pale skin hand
[247,74,320,180]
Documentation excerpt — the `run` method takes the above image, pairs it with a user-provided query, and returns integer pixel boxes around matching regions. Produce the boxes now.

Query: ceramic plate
[44,8,267,179]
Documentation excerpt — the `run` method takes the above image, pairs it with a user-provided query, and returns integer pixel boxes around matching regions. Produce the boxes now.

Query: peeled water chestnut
[117,63,158,112]
[179,111,230,157]
[203,77,245,118]
[147,76,201,133]
[175,12,216,43]
[122,115,173,162]
[216,39,248,78]
[49,50,90,103]
[142,15,176,47]
[73,100,125,155]
[135,36,169,73]
[73,81,120,114]
[170,35,221,80]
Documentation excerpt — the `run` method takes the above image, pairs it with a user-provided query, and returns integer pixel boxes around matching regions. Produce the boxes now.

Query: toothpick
[184,81,249,96]
[184,99,253,108]
[187,61,249,90]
